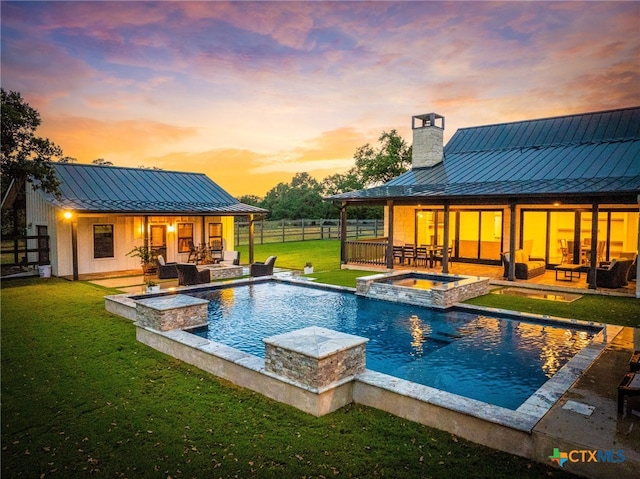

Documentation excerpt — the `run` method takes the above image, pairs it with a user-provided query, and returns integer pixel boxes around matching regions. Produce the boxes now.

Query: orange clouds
[40,115,199,162]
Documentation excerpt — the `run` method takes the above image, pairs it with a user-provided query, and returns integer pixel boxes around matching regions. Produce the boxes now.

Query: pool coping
[106,276,622,470]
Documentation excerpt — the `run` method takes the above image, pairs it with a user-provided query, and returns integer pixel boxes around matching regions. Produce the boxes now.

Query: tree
[1,89,63,196]
[58,156,77,163]
[236,194,262,207]
[353,129,412,186]
[92,158,113,166]
[321,168,363,196]
[261,173,329,220]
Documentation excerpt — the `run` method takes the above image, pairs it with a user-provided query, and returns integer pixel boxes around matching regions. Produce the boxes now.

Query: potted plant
[127,246,158,275]
[303,262,314,274]
[145,280,160,293]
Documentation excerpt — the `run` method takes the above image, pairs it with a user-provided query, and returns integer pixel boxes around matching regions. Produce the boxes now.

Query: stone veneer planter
[136,294,208,331]
[263,326,368,391]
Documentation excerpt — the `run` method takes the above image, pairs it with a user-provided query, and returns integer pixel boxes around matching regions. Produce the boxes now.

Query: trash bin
[38,265,52,278]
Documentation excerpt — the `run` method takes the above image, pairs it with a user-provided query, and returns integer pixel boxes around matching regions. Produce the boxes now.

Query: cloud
[2,0,638,197]
[39,115,199,161]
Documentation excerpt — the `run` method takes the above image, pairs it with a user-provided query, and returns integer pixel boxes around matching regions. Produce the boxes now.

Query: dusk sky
[2,1,639,197]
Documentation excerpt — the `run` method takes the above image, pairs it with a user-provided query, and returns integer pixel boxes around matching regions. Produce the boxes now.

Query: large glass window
[178,223,193,253]
[93,224,114,258]
[522,211,547,260]
[449,210,502,261]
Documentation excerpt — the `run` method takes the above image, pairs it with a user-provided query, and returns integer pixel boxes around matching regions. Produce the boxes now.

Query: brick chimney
[412,113,444,168]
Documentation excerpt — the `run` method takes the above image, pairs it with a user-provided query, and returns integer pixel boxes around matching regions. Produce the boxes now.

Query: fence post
[282,219,285,242]
[260,219,264,245]
[302,218,305,241]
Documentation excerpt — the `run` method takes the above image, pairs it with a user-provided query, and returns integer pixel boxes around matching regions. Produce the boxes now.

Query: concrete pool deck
[103,277,639,479]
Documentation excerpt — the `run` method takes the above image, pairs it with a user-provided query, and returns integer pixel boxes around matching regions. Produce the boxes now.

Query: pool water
[385,277,447,289]
[377,273,457,290]
[189,282,596,410]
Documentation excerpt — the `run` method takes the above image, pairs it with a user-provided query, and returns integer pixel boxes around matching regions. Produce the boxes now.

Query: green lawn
[3,240,636,478]
[0,278,579,478]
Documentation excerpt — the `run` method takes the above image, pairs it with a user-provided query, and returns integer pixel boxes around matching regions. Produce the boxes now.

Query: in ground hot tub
[356,271,490,308]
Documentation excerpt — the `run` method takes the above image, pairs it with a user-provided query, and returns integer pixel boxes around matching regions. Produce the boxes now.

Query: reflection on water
[390,278,445,289]
[189,282,598,410]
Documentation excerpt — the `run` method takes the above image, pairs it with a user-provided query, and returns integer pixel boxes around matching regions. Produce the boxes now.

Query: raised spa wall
[356,271,491,308]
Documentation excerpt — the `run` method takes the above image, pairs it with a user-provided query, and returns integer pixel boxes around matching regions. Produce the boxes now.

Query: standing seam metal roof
[43,163,267,214]
[329,106,640,201]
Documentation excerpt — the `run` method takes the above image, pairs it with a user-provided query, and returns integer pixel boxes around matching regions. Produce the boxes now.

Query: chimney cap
[412,113,444,130]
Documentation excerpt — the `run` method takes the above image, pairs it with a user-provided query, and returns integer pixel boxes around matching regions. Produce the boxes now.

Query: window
[178,223,194,253]
[208,222,223,250]
[94,224,114,258]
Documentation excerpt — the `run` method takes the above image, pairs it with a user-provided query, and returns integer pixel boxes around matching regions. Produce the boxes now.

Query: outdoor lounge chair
[176,263,210,286]
[157,255,178,279]
[587,259,633,289]
[249,256,277,277]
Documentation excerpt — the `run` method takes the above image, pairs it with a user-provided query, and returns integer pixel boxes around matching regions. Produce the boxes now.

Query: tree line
[239,130,412,219]
[1,88,412,227]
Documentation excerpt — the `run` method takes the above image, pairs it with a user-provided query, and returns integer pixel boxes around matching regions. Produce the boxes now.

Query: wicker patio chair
[249,256,277,277]
[176,263,210,286]
[157,255,178,279]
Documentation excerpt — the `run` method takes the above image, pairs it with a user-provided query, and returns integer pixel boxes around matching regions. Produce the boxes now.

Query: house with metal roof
[328,107,640,297]
[22,163,267,279]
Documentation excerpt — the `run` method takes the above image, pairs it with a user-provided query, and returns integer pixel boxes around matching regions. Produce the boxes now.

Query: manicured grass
[1,278,579,479]
[466,290,640,328]
[237,239,342,272]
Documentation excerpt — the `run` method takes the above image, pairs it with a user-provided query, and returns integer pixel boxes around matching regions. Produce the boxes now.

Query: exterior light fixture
[63,211,73,220]
[167,224,175,233]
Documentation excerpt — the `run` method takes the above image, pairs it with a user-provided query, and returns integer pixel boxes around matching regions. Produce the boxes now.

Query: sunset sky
[2,1,639,197]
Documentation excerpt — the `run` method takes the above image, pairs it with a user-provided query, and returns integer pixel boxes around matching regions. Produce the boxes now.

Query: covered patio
[329,107,640,298]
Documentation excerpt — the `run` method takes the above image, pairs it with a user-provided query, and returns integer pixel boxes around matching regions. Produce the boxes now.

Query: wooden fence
[234,218,384,246]
[1,234,50,266]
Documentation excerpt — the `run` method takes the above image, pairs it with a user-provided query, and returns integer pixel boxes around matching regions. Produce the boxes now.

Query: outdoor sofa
[501,250,546,280]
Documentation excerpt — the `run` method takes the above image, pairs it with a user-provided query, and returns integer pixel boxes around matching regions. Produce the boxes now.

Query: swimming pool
[188,281,598,410]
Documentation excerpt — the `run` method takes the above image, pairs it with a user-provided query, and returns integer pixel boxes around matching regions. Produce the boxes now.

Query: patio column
[248,214,255,264]
[386,200,394,269]
[71,217,78,281]
[143,216,149,249]
[508,202,516,281]
[340,203,347,264]
[587,202,599,290]
[442,203,450,273]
